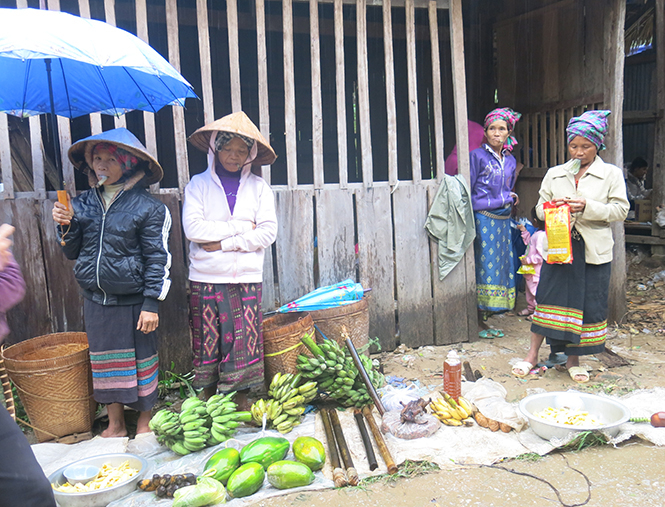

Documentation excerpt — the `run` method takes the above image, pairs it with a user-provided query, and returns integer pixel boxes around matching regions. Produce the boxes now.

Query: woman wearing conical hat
[183,112,278,409]
[52,128,172,438]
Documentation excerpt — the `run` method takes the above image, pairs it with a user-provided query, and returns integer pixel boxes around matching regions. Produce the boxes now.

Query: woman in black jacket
[52,128,172,437]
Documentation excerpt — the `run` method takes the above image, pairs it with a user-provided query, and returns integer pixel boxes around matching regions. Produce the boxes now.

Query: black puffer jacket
[58,186,172,313]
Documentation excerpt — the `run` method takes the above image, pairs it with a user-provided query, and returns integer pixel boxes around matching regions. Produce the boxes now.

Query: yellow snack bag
[543,202,573,264]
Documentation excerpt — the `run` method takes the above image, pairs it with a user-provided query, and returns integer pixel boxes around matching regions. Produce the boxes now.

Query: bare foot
[101,426,128,438]
[102,403,127,438]
[135,410,152,435]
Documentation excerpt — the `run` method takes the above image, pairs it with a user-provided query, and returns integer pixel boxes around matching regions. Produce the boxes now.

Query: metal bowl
[519,391,630,441]
[49,453,148,507]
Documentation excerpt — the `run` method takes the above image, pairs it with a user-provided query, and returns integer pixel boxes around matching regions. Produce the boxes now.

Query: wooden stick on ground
[362,405,398,474]
[328,408,359,485]
[321,409,347,487]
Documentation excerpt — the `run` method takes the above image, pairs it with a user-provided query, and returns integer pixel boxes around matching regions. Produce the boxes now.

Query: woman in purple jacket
[470,108,521,317]
[0,224,57,507]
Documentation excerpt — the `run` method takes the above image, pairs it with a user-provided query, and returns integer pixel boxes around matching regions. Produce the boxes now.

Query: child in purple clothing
[516,208,547,317]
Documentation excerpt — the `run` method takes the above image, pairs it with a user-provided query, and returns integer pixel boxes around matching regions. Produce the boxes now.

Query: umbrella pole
[45,58,64,191]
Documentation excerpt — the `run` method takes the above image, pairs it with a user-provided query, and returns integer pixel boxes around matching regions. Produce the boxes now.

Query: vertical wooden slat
[393,184,433,348]
[256,0,271,183]
[523,114,530,167]
[227,0,242,112]
[274,190,314,303]
[428,2,444,181]
[653,0,665,243]
[603,0,626,323]
[558,109,565,164]
[383,0,398,186]
[356,186,396,351]
[539,112,546,168]
[103,0,127,129]
[283,0,298,188]
[356,0,373,187]
[315,189,355,286]
[449,0,477,338]
[166,0,190,191]
[77,0,102,135]
[197,0,214,124]
[135,0,159,193]
[334,0,348,188]
[532,113,539,168]
[405,0,421,183]
[310,0,324,189]
[427,182,470,345]
[0,115,13,199]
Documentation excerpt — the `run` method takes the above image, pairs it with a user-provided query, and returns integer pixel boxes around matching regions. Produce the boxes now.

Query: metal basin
[49,453,148,507]
[519,391,630,441]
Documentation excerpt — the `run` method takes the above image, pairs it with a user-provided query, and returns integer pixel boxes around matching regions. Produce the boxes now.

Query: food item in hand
[240,436,290,469]
[203,447,240,485]
[543,202,573,264]
[54,461,138,493]
[266,460,315,489]
[226,462,265,498]
[292,436,326,471]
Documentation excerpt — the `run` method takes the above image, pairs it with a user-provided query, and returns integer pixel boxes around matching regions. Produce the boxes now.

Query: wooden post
[227,0,242,112]
[310,0,324,189]
[448,0,477,336]
[334,0,348,188]
[256,0,271,183]
[405,0,421,182]
[383,0,398,186]
[166,0,190,191]
[603,0,627,324]
[356,0,373,187]
[653,0,665,251]
[0,115,13,199]
[429,2,445,180]
[197,0,214,124]
[283,0,298,188]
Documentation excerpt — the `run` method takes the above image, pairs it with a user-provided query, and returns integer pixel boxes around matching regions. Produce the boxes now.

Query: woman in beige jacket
[512,110,629,382]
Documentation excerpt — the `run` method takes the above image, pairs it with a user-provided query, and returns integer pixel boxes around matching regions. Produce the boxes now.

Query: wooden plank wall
[0,0,475,364]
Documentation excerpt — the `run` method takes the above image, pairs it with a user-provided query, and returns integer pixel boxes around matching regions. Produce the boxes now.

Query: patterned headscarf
[215,132,255,152]
[483,107,521,152]
[92,142,139,174]
[566,110,611,151]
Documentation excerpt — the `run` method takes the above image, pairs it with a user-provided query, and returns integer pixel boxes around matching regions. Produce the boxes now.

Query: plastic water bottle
[443,350,462,402]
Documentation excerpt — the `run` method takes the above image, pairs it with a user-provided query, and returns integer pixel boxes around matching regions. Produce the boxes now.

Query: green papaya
[266,460,315,489]
[239,436,290,470]
[292,436,326,471]
[203,447,240,485]
[226,462,265,498]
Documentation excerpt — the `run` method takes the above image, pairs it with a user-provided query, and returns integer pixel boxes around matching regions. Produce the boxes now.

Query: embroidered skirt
[474,207,516,312]
[190,282,264,392]
[84,299,159,411]
[530,231,610,356]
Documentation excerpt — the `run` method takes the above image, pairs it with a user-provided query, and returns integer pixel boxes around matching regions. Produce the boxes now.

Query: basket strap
[0,345,15,420]
[264,341,306,358]
[12,381,94,403]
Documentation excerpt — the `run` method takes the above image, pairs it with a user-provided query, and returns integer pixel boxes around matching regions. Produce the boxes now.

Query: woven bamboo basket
[263,312,314,381]
[1,332,96,442]
[310,297,370,356]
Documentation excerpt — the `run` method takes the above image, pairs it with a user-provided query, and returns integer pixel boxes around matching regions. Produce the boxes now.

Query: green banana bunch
[149,409,183,438]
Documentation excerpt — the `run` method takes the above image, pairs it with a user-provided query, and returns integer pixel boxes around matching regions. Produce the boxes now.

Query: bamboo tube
[344,336,385,415]
[354,408,378,471]
[321,409,347,487]
[328,408,359,486]
[362,405,398,474]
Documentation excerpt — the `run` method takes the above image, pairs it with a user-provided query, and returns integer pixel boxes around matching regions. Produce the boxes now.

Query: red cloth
[444,121,486,176]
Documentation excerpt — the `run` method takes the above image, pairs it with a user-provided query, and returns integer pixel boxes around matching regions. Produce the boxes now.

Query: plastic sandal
[478,330,493,339]
[489,329,504,338]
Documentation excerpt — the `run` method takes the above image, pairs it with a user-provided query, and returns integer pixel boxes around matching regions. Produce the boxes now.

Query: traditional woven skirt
[190,282,264,392]
[84,300,159,411]
[474,207,516,312]
[531,230,610,356]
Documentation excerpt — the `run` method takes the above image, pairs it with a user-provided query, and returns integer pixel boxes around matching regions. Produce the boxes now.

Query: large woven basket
[263,312,314,381]
[310,297,370,356]
[1,332,96,442]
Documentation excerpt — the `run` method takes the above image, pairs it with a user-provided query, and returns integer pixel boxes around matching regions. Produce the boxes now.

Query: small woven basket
[310,297,370,356]
[263,312,314,381]
[1,332,96,442]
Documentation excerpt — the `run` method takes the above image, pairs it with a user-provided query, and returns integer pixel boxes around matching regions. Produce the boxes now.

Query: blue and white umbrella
[0,8,197,118]
[271,279,367,314]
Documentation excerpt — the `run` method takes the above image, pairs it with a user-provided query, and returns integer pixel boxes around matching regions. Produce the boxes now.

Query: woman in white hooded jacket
[183,112,277,408]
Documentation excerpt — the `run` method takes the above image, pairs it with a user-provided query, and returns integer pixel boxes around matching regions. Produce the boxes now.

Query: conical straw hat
[68,128,163,185]
[188,111,277,166]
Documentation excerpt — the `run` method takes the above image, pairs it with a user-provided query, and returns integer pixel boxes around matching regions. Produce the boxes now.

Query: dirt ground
[255,248,665,507]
